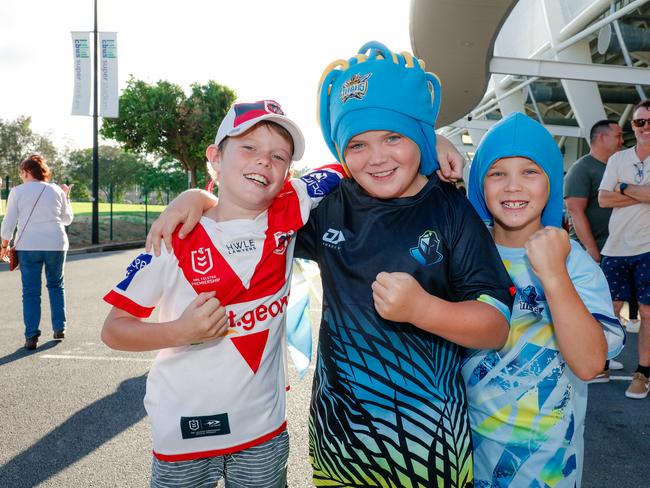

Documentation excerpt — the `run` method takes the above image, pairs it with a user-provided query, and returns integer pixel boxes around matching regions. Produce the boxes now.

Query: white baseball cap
[214,100,305,161]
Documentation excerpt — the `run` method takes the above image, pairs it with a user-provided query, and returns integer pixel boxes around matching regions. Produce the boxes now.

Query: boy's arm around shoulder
[146,189,217,256]
[102,291,228,351]
[525,227,610,380]
[372,272,509,349]
[291,163,345,210]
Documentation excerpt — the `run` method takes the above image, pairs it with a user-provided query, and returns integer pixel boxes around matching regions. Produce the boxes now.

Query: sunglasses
[634,161,645,184]
[632,118,650,128]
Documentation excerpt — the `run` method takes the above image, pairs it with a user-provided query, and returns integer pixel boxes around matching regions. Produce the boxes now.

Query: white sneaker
[625,319,641,333]
[609,359,624,371]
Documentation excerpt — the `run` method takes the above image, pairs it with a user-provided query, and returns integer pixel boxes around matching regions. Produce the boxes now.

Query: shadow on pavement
[0,374,147,487]
[0,340,62,367]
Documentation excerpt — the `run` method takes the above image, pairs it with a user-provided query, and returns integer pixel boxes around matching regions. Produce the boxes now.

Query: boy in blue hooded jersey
[147,42,515,487]
[462,112,625,488]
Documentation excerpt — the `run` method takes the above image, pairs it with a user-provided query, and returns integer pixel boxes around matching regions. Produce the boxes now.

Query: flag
[286,276,312,379]
[71,32,91,116]
[99,32,119,118]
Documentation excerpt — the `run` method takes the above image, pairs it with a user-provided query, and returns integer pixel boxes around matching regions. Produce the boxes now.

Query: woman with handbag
[1,154,73,350]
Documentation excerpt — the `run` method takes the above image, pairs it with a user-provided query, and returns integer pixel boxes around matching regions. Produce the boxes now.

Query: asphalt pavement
[0,249,646,487]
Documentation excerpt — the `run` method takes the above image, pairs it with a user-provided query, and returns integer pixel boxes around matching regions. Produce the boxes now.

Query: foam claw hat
[318,41,442,176]
[467,112,564,228]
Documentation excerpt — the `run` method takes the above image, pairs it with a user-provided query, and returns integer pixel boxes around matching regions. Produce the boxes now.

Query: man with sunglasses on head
[598,99,650,400]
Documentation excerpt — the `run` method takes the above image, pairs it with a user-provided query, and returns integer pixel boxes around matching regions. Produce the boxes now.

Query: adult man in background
[565,120,624,382]
[565,120,622,262]
[599,100,650,399]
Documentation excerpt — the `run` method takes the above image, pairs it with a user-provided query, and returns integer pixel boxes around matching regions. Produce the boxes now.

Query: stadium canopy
[411,0,650,167]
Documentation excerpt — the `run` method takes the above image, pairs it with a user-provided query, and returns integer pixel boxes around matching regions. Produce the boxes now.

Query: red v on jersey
[171,182,304,373]
[230,329,269,373]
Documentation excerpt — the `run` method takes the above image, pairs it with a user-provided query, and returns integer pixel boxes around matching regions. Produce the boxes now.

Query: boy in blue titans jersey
[295,41,513,488]
[146,43,512,487]
[463,112,625,488]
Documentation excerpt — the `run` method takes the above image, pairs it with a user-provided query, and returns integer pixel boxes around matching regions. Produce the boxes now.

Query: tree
[100,77,236,187]
[0,116,60,186]
[66,146,148,202]
[135,157,189,204]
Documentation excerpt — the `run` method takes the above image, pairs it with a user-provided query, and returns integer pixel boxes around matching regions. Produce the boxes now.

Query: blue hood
[467,112,564,228]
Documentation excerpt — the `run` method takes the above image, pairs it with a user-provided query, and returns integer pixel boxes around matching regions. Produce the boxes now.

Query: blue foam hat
[318,41,442,176]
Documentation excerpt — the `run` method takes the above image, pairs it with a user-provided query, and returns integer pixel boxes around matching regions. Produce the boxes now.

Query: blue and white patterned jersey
[462,240,625,488]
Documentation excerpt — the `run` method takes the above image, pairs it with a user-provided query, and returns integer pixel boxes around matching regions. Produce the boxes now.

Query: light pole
[91,0,99,244]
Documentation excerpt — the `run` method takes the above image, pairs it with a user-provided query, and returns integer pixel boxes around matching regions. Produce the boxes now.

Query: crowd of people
[0,39,647,488]
[564,101,650,400]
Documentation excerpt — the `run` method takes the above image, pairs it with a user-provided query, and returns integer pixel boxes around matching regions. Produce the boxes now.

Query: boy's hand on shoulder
[525,227,570,282]
[372,272,425,323]
[146,190,214,256]
[174,291,228,345]
[435,134,465,183]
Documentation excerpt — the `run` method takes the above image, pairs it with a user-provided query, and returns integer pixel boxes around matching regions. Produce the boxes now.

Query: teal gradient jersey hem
[477,293,512,323]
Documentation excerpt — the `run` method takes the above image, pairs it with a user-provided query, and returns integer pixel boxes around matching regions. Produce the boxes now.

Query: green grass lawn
[71,201,167,216]
[1,200,168,247]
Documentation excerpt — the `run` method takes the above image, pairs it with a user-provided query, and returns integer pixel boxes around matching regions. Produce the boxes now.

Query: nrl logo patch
[191,247,213,275]
[340,73,372,103]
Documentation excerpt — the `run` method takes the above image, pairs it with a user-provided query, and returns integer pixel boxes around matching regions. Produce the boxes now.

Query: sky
[0,0,412,168]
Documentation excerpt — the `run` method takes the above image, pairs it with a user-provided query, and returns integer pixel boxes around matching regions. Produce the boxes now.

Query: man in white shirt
[598,99,650,400]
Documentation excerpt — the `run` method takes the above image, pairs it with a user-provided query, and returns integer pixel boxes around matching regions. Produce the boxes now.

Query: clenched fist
[175,291,228,344]
[372,271,426,323]
[524,226,570,282]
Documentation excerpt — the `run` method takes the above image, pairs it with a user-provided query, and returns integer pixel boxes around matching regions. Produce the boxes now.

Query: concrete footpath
[0,249,647,487]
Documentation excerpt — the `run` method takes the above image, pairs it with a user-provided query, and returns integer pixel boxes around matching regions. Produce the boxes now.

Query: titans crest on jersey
[462,241,624,488]
[295,177,514,487]
[103,167,343,461]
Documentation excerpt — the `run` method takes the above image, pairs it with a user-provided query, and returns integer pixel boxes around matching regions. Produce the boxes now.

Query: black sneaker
[53,331,65,340]
[24,336,38,350]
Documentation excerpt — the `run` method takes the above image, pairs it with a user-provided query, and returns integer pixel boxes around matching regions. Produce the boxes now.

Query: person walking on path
[564,120,625,381]
[0,154,73,350]
[598,100,650,399]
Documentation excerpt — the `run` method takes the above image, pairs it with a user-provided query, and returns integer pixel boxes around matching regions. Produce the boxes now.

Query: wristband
[620,182,628,195]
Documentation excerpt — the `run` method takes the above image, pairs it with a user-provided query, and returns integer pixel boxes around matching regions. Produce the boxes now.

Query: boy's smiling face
[207,124,291,220]
[344,130,427,199]
[484,156,548,244]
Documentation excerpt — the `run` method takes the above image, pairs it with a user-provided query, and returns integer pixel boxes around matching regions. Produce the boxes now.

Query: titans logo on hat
[340,73,371,103]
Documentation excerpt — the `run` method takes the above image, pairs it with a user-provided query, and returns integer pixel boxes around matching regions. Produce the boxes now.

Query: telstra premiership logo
[191,247,213,275]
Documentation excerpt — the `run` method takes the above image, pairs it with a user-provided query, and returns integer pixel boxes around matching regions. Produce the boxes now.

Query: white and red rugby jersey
[104,166,342,461]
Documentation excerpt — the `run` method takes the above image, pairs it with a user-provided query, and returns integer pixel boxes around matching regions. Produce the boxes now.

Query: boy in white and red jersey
[102,100,343,488]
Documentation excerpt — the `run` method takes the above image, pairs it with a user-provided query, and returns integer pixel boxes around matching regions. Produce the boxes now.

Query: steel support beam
[490,56,650,86]
[449,118,582,138]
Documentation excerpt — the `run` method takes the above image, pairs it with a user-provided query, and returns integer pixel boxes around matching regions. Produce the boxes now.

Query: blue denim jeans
[17,250,67,339]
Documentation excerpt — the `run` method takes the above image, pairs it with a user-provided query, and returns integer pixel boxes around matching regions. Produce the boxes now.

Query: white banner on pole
[71,31,91,116]
[99,32,119,118]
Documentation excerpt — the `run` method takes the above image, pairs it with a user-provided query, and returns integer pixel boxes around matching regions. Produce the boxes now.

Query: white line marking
[40,354,153,363]
[611,375,633,381]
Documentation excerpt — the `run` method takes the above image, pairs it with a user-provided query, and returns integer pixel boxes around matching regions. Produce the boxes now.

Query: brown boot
[53,331,65,340]
[24,336,38,350]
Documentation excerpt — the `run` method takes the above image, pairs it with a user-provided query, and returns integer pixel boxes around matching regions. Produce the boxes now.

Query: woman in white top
[1,155,73,350]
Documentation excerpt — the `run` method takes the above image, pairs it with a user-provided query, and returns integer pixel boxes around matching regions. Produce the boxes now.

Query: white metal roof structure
[411,0,650,167]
